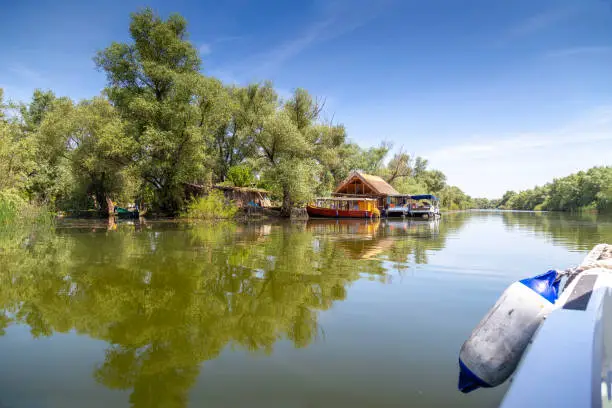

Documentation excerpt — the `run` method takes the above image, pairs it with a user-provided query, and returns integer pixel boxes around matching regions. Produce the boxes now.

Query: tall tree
[95,8,215,214]
[385,150,413,183]
[420,170,447,193]
[210,82,277,182]
[254,110,315,215]
[38,97,136,215]
[0,90,36,192]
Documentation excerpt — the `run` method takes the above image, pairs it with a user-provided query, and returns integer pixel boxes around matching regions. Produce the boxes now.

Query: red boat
[306,198,380,218]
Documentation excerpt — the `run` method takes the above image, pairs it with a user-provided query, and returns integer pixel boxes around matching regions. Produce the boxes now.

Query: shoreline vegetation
[0,9,610,226]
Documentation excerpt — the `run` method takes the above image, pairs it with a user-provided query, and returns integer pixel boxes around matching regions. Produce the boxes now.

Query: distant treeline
[0,8,475,218]
[470,166,611,212]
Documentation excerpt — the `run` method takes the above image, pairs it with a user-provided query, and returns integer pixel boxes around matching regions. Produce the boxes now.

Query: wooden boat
[115,206,139,219]
[307,197,380,218]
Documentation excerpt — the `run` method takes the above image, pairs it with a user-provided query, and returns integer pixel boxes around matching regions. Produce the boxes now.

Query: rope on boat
[555,244,612,286]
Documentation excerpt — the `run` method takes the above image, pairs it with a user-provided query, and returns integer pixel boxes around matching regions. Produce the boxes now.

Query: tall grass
[0,190,54,228]
[182,190,239,220]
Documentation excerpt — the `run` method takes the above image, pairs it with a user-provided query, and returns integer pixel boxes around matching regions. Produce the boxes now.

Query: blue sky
[2,0,611,197]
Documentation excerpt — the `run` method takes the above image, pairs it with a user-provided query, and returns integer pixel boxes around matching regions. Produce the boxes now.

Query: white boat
[458,244,612,407]
[384,194,440,218]
[500,244,612,408]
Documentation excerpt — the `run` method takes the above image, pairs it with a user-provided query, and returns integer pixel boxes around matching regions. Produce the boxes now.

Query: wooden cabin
[213,185,272,208]
[333,171,400,208]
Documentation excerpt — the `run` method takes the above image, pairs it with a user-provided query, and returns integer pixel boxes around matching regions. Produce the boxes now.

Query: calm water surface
[0,211,611,408]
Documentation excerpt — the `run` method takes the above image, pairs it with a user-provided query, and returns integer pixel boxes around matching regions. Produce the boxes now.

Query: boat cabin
[408,195,440,217]
[307,197,380,218]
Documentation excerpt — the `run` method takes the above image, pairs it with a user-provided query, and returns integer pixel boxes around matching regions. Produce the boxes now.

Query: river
[0,211,610,408]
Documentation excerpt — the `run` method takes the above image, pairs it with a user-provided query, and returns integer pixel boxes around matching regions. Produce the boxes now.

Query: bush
[227,165,254,187]
[0,191,22,225]
[0,190,54,227]
[182,190,238,220]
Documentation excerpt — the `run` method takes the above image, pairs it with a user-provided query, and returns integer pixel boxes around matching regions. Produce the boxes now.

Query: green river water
[0,211,610,408]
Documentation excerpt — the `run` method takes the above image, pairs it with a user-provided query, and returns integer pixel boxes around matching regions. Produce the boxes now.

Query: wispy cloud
[221,0,396,79]
[424,107,612,197]
[214,35,244,44]
[508,8,573,38]
[199,43,212,56]
[545,46,612,58]
[198,35,246,58]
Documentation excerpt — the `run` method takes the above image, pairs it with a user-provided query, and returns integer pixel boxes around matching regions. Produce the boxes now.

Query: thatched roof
[334,171,399,196]
[184,183,269,195]
[213,185,269,194]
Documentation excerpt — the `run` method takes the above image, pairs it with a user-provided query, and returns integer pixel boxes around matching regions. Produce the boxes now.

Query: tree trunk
[105,195,115,215]
[280,184,292,217]
[94,190,114,217]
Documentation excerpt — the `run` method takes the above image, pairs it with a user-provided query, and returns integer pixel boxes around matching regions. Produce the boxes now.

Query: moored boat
[406,194,440,218]
[115,206,140,219]
[457,244,612,407]
[307,197,380,219]
[382,194,440,218]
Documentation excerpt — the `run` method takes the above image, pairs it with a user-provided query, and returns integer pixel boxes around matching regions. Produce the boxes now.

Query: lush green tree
[354,142,391,174]
[95,8,217,214]
[38,97,136,214]
[438,185,472,210]
[19,89,56,132]
[226,164,255,187]
[391,177,428,195]
[498,190,517,209]
[384,151,413,184]
[420,170,447,193]
[254,108,316,214]
[0,90,36,192]
[499,167,611,212]
[413,156,428,178]
[209,82,277,182]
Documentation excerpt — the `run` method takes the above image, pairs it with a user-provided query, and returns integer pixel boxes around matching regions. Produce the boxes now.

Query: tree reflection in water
[0,217,460,407]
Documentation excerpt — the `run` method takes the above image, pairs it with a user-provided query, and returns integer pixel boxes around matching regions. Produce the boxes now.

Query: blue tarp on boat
[411,194,438,201]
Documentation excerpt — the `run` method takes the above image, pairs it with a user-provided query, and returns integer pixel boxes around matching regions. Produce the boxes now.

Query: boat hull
[385,210,406,218]
[306,205,374,218]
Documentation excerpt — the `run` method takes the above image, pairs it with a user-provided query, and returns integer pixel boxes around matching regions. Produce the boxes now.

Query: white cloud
[423,107,612,198]
[199,43,212,56]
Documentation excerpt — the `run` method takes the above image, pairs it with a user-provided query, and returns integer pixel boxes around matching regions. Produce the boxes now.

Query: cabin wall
[220,190,271,208]
[336,178,374,195]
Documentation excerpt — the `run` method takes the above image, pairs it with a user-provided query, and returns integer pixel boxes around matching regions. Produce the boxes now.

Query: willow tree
[0,89,36,192]
[255,110,316,215]
[210,82,277,182]
[95,8,219,214]
[37,97,136,215]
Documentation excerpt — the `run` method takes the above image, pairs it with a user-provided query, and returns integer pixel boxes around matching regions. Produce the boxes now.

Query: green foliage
[183,190,238,219]
[95,8,209,214]
[354,142,391,174]
[226,165,255,187]
[438,185,472,210]
[420,170,447,193]
[498,166,612,212]
[0,190,53,228]
[392,177,428,195]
